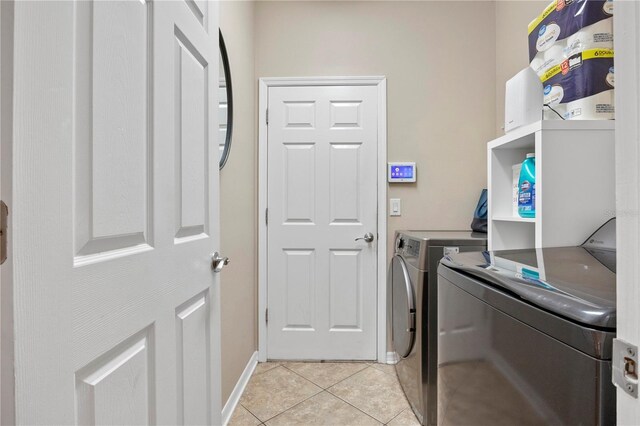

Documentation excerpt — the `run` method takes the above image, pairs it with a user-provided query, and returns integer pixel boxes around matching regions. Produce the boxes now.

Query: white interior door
[267,85,378,360]
[6,1,221,424]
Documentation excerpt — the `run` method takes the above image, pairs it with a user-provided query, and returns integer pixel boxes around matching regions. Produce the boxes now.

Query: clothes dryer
[391,231,487,425]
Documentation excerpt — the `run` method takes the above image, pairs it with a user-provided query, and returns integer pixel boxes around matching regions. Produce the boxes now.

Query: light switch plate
[390,199,401,216]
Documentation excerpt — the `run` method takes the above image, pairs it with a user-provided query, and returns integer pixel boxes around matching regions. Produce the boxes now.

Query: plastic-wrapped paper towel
[528,0,613,63]
[527,0,614,120]
[541,48,614,120]
[565,88,615,119]
[565,17,614,57]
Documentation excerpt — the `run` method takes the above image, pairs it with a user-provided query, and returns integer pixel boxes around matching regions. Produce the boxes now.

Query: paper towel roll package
[528,0,613,62]
[565,17,614,57]
[565,89,614,120]
[529,19,612,80]
[541,48,614,120]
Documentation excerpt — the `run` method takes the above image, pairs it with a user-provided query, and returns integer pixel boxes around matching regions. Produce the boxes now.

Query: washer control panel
[402,238,421,258]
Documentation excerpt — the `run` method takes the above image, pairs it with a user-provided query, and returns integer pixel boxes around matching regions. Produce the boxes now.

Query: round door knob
[355,232,375,243]
[211,252,230,272]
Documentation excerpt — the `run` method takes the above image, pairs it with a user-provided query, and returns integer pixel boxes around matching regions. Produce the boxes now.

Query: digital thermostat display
[388,162,416,183]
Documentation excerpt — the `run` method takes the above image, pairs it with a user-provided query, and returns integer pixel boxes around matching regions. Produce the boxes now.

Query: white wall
[217,0,557,404]
[495,0,548,135]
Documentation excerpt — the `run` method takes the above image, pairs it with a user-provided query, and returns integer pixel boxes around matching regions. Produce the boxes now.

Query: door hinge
[613,338,639,398]
[265,208,268,225]
[265,109,269,125]
[265,308,269,324]
[0,201,7,265]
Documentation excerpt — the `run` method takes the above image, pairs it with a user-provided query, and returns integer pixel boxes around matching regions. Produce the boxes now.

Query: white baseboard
[221,351,258,426]
[386,351,398,365]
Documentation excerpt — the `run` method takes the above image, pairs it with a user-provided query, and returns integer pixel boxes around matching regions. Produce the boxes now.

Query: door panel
[9,1,221,424]
[176,291,211,425]
[284,249,315,330]
[330,144,362,223]
[329,249,362,331]
[75,329,154,425]
[73,0,152,260]
[267,85,378,360]
[284,144,316,223]
[175,26,209,241]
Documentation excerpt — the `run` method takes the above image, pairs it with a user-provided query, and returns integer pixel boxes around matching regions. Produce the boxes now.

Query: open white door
[615,2,640,424]
[3,1,222,424]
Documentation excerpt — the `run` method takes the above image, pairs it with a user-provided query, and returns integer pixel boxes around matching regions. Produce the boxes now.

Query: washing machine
[391,231,487,425]
[436,219,616,425]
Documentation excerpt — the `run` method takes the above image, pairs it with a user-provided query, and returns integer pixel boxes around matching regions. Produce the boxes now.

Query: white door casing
[4,1,221,424]
[615,2,640,424]
[265,84,379,360]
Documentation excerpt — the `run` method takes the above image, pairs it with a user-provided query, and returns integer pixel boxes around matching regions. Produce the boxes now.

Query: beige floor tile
[228,405,262,426]
[253,361,281,375]
[282,362,369,389]
[265,391,381,426]
[240,366,322,421]
[328,367,409,424]
[387,409,421,426]
[369,362,397,376]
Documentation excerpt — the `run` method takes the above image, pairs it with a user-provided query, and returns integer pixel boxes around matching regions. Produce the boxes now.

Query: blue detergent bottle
[518,153,536,218]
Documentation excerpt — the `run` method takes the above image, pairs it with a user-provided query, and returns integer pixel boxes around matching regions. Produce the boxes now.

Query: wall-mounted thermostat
[388,162,416,183]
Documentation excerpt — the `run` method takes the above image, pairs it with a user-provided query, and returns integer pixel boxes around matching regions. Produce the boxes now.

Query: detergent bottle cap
[526,153,535,158]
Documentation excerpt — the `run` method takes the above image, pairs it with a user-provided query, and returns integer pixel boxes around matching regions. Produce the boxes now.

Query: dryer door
[392,255,416,358]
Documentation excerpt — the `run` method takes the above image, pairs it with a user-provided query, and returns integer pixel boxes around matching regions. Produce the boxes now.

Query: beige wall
[495,0,548,135]
[255,1,497,263]
[219,0,257,406]
[218,0,547,406]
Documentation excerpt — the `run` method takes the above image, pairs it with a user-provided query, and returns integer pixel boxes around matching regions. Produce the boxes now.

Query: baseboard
[221,351,258,426]
[386,351,398,364]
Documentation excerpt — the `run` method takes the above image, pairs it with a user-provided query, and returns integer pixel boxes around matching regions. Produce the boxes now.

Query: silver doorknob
[355,232,375,243]
[211,252,230,272]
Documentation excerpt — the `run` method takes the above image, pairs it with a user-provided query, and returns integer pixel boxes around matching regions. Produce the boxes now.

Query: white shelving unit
[488,120,615,251]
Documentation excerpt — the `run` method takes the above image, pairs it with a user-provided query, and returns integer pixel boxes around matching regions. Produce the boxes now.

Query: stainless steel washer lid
[391,255,415,358]
[398,230,488,246]
[440,246,616,329]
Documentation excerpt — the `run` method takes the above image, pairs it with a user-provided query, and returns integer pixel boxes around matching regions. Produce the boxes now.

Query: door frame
[614,2,640,422]
[0,1,14,423]
[257,76,387,363]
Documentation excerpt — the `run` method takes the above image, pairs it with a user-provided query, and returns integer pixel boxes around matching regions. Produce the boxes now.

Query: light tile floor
[228,362,420,426]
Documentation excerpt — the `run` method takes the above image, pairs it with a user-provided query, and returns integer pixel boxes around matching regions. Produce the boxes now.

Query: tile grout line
[369,363,398,377]
[258,387,325,424]
[252,362,282,376]
[237,403,262,425]
[280,363,387,424]
[250,365,324,424]
[384,408,407,425]
[239,363,407,426]
[325,365,390,424]
[281,362,371,391]
[326,385,390,425]
[261,365,384,425]
[325,365,410,425]
[239,402,267,425]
